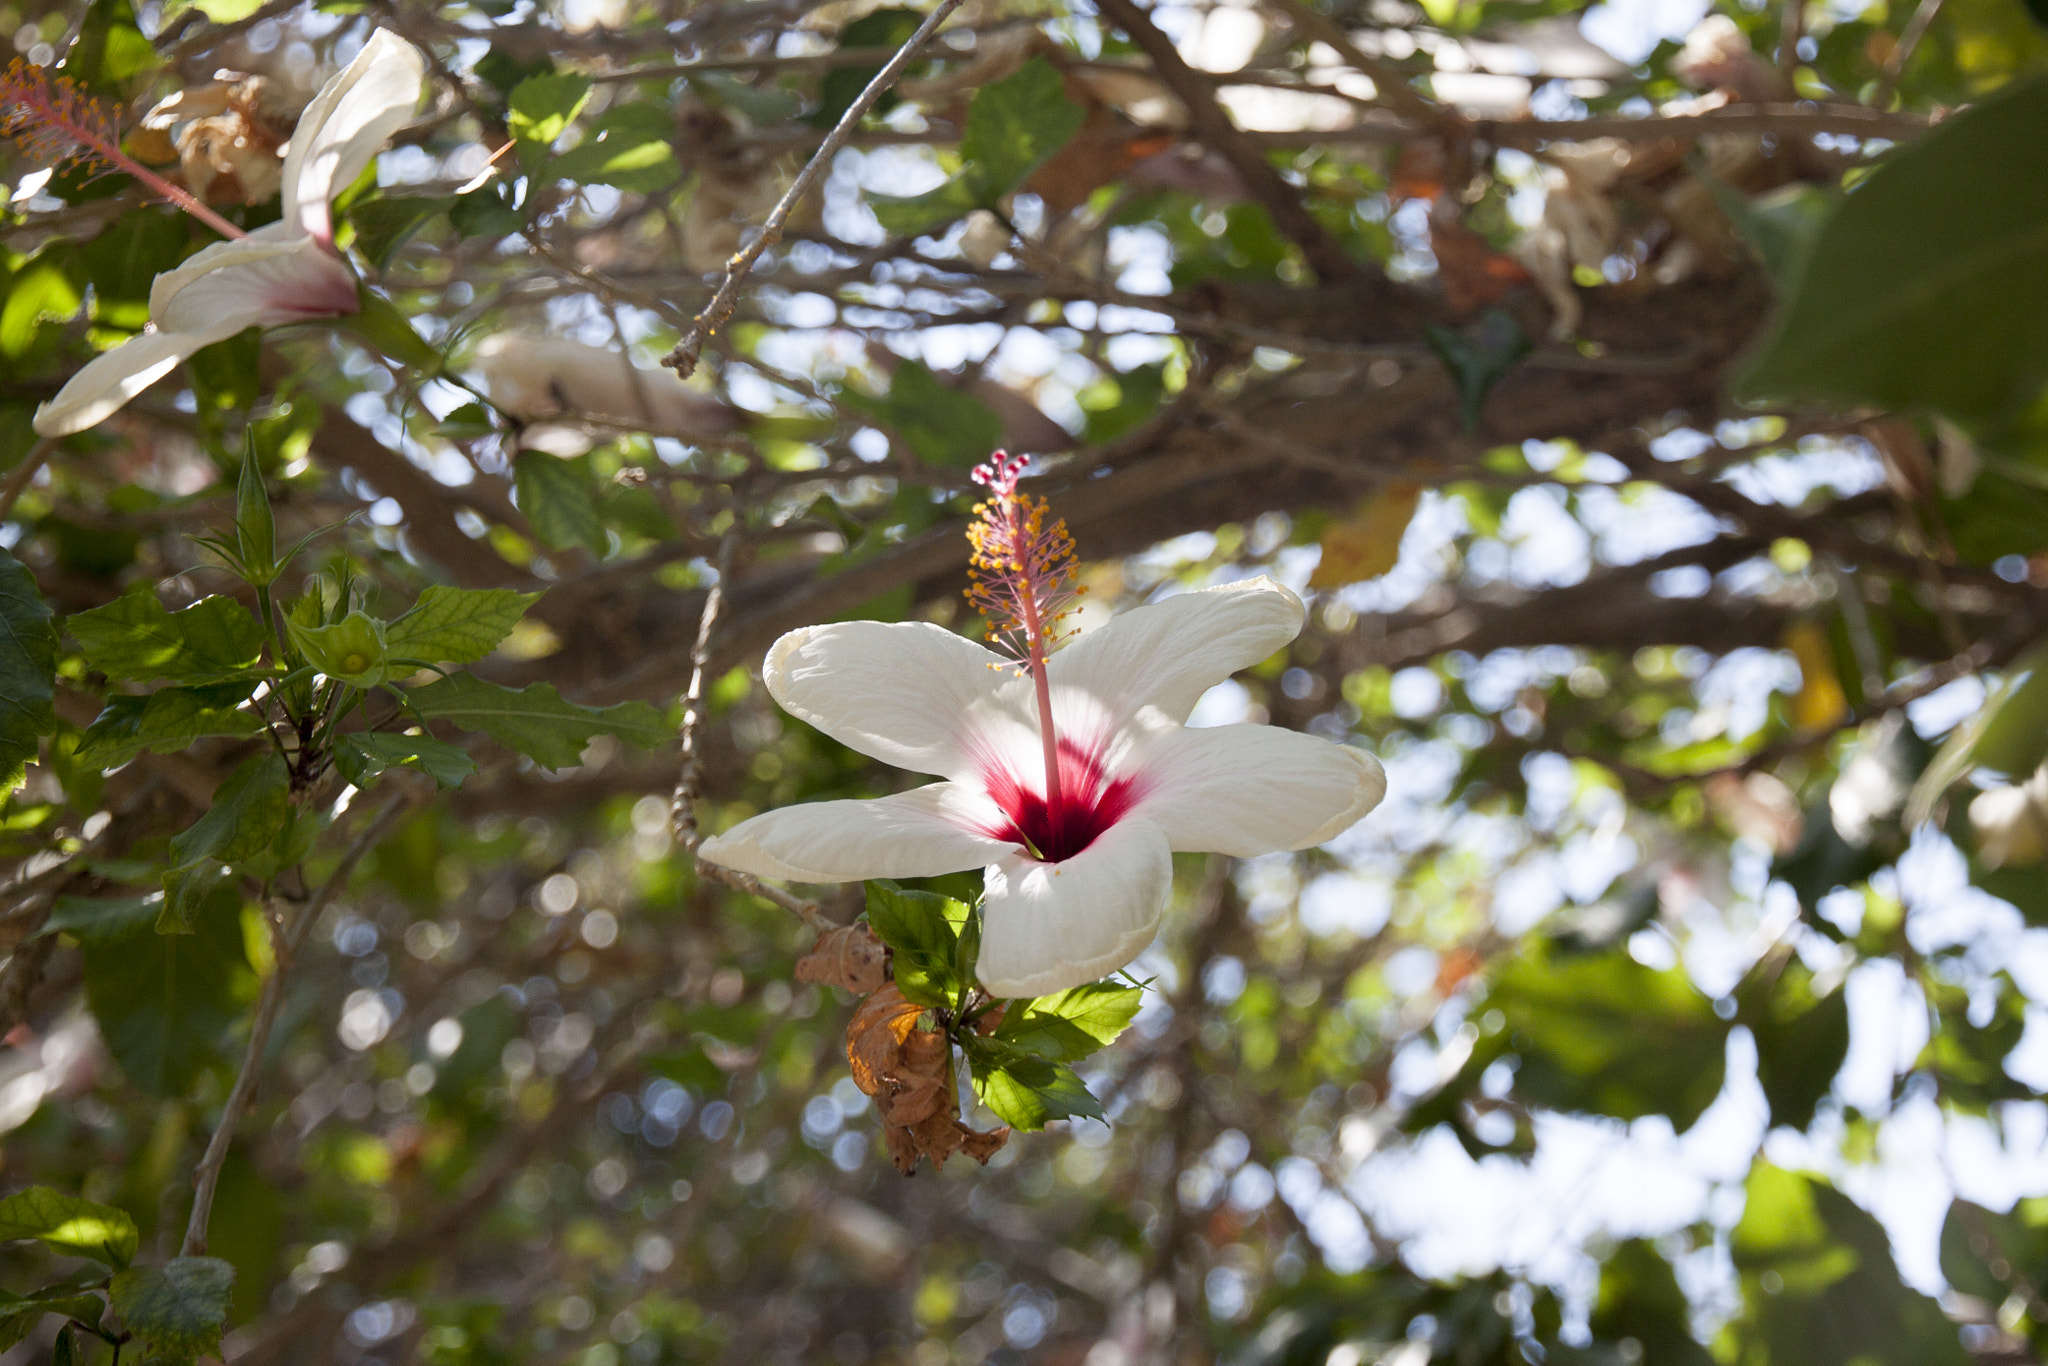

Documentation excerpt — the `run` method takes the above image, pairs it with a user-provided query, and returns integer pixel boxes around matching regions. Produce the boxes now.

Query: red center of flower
[981,741,1142,863]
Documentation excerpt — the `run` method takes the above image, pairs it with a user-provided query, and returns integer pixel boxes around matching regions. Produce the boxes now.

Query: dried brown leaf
[795,922,890,995]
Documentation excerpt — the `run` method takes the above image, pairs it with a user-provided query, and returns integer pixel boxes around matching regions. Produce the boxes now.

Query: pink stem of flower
[35,97,247,241]
[1021,593,1065,819]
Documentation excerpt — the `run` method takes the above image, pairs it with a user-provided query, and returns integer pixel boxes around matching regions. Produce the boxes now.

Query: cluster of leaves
[0,1186,231,1365]
[811,881,1142,1170]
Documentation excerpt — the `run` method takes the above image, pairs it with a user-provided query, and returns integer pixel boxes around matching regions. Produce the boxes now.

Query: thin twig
[0,438,54,524]
[181,789,416,1257]
[667,538,829,933]
[670,535,736,857]
[661,0,968,379]
[1874,0,1944,106]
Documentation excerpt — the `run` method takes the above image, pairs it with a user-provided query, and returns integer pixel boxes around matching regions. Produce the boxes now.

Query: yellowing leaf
[1783,619,1850,735]
[1311,483,1422,589]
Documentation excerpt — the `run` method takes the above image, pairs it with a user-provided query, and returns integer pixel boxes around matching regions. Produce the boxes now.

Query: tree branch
[1092,0,1368,285]
[661,0,969,379]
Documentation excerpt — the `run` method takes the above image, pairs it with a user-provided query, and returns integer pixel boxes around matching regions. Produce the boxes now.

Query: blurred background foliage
[1,0,2047,1359]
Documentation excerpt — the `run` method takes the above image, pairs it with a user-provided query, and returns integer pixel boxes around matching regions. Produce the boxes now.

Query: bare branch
[1093,0,1367,284]
[181,788,418,1258]
[661,0,969,379]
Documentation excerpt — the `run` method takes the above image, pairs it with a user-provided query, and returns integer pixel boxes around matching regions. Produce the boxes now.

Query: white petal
[977,815,1171,998]
[763,620,1033,781]
[1049,576,1304,728]
[33,331,209,436]
[698,783,1016,882]
[282,29,425,243]
[152,231,358,330]
[1132,723,1385,855]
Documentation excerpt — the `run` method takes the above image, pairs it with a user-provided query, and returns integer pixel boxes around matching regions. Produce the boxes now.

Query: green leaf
[5,1297,104,1359]
[109,1257,235,1366]
[346,195,456,271]
[76,681,265,769]
[0,547,58,792]
[514,451,607,554]
[1908,640,2048,825]
[169,752,291,870]
[449,185,525,238]
[287,610,392,687]
[1585,1241,1716,1366]
[404,674,667,770]
[0,1186,138,1264]
[959,57,1085,197]
[863,880,969,1008]
[79,211,189,331]
[1736,961,1849,1131]
[1737,74,2048,423]
[334,731,476,789]
[39,894,161,942]
[869,175,987,238]
[961,1035,1103,1130]
[550,105,679,193]
[508,73,593,165]
[82,885,246,1097]
[1731,1163,1970,1366]
[344,289,443,374]
[867,56,1081,235]
[810,9,924,126]
[0,261,82,357]
[1423,308,1531,430]
[995,982,1143,1060]
[841,360,1004,468]
[385,586,540,665]
[1481,943,1730,1131]
[1710,179,1834,285]
[67,591,266,685]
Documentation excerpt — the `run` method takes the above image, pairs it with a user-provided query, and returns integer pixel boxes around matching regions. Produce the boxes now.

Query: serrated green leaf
[842,360,1004,468]
[109,1257,234,1366]
[995,982,1142,1060]
[0,548,58,793]
[508,73,592,164]
[334,731,476,789]
[67,592,266,685]
[287,611,391,688]
[75,681,265,769]
[0,1187,138,1264]
[386,586,540,665]
[82,886,246,1097]
[961,1035,1102,1130]
[864,881,969,1008]
[170,753,290,870]
[514,451,607,555]
[404,674,666,770]
[960,56,1085,196]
